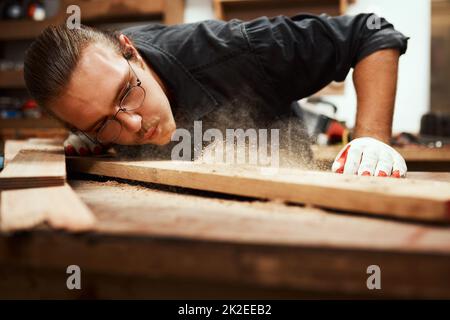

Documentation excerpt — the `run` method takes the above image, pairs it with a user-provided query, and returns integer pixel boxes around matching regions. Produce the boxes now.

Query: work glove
[63,131,107,156]
[331,137,407,178]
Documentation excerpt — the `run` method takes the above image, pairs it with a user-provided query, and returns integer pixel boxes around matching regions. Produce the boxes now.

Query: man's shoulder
[121,19,241,39]
[122,19,249,71]
[120,23,166,40]
[121,19,246,50]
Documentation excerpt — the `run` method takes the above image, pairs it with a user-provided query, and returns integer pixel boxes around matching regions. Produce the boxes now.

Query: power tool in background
[292,97,349,145]
[292,96,450,149]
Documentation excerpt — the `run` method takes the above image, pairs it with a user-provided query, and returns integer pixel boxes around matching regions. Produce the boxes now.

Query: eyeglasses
[81,58,146,145]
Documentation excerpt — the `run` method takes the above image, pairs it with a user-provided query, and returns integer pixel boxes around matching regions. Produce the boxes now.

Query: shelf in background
[0,0,181,41]
[0,128,67,140]
[0,118,63,129]
[0,19,56,41]
[213,0,349,21]
[0,70,25,89]
[0,0,185,140]
[0,118,67,140]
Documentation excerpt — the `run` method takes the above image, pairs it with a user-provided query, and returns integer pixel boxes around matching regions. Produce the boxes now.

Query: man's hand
[331,137,407,178]
[64,132,106,156]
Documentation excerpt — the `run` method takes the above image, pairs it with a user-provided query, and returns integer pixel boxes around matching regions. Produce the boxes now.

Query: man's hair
[24,24,126,112]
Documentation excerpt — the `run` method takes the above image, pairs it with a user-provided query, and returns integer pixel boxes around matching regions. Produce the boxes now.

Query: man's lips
[139,118,160,141]
[143,125,158,140]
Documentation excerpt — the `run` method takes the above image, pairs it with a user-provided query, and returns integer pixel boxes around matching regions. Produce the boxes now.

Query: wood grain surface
[67,157,450,222]
[3,177,450,298]
[0,139,66,190]
[0,139,96,232]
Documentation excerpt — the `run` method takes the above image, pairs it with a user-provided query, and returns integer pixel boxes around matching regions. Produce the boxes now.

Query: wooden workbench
[1,171,449,299]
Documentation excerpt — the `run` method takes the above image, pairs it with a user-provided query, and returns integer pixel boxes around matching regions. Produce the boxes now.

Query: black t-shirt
[118,13,408,166]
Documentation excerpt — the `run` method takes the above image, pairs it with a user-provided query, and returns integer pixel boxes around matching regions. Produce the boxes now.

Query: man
[24,13,408,177]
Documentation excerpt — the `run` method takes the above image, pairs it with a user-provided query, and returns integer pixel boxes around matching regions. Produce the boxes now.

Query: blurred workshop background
[0,0,449,160]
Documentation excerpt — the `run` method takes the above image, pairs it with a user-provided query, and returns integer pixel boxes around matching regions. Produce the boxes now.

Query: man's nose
[116,111,142,133]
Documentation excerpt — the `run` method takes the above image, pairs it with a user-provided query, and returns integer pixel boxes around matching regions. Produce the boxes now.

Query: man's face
[51,40,176,145]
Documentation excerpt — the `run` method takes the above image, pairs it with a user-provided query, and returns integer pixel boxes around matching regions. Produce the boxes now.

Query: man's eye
[119,83,131,102]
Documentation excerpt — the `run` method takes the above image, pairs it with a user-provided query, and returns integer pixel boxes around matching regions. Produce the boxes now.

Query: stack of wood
[0,139,96,232]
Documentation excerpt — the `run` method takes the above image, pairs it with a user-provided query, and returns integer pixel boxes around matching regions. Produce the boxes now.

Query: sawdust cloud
[114,86,329,172]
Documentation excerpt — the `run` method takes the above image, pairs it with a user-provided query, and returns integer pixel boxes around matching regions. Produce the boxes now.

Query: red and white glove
[331,137,407,178]
[63,131,106,156]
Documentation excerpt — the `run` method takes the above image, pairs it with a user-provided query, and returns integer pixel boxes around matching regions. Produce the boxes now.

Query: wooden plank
[66,157,450,222]
[0,139,66,190]
[3,140,26,167]
[0,184,96,232]
[71,178,450,254]
[0,139,96,232]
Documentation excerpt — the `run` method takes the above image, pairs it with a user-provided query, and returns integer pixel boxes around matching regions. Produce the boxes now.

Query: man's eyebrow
[82,69,129,133]
[113,66,131,107]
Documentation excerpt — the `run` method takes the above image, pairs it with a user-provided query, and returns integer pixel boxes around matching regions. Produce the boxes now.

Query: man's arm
[243,13,408,176]
[353,48,399,144]
[331,48,407,177]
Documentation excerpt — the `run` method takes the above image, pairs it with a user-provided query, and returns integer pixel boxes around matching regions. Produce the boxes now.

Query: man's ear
[118,34,141,61]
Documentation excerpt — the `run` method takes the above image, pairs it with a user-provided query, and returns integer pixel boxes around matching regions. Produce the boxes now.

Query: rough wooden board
[72,179,450,254]
[3,178,450,298]
[66,157,450,222]
[4,139,62,164]
[0,184,96,232]
[4,140,26,166]
[0,139,66,190]
[0,139,96,232]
